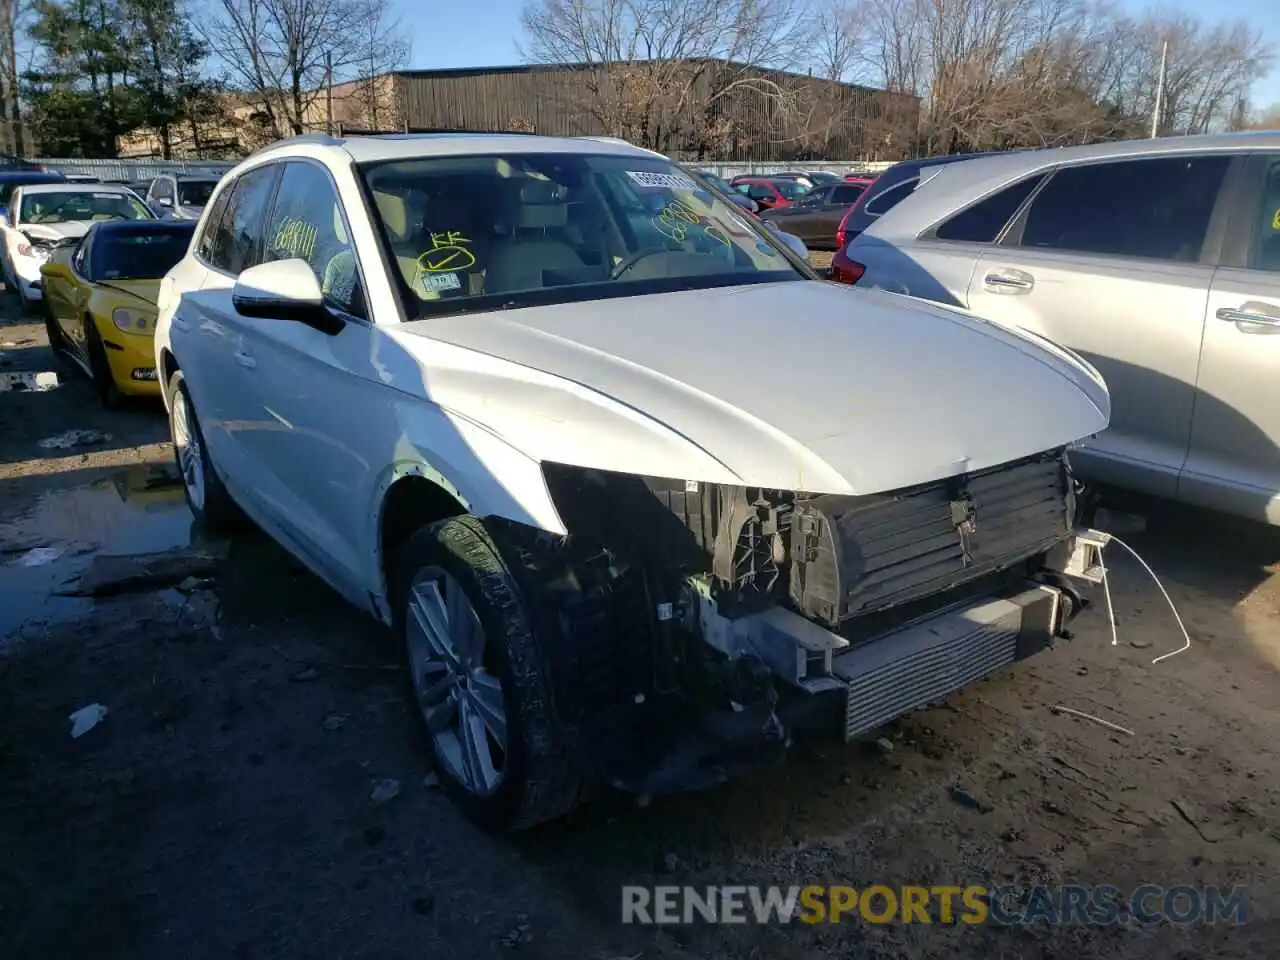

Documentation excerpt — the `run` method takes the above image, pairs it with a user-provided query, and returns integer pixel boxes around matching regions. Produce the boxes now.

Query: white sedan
[1,183,153,309]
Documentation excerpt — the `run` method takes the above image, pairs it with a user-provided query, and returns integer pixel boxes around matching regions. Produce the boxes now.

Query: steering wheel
[610,248,676,280]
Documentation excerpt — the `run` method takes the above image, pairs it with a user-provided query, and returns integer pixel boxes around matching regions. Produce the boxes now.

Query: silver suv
[840,133,1280,525]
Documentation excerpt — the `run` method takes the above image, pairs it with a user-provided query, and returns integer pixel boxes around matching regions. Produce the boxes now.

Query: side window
[154,178,173,201]
[934,175,1044,243]
[205,164,279,275]
[863,177,918,218]
[196,186,233,263]
[830,184,863,205]
[1249,156,1280,273]
[747,184,773,201]
[1020,156,1230,262]
[263,161,363,317]
[797,186,827,206]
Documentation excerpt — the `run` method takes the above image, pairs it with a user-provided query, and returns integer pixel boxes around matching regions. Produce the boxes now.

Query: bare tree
[519,0,815,157]
[349,0,407,131]
[0,0,24,154]
[201,0,384,137]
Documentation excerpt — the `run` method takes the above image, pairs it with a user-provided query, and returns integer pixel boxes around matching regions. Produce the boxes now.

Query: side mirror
[232,259,343,335]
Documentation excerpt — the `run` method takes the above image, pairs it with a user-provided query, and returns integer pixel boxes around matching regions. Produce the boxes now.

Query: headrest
[519,179,566,204]
[518,204,568,229]
[332,203,348,245]
[373,190,407,239]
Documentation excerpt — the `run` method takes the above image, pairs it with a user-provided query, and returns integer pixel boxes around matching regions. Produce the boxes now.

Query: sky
[407,0,1280,111]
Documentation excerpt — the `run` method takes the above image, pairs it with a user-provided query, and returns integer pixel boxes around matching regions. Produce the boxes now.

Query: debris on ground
[370,778,402,803]
[13,545,64,567]
[321,713,348,731]
[291,667,320,682]
[1172,798,1223,843]
[498,915,533,949]
[176,576,212,593]
[874,736,895,754]
[37,428,113,450]
[68,703,108,738]
[1052,704,1136,736]
[949,783,994,813]
[62,544,229,598]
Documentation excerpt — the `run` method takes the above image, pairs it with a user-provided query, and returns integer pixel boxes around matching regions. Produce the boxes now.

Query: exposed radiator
[790,452,1073,626]
[834,585,1058,740]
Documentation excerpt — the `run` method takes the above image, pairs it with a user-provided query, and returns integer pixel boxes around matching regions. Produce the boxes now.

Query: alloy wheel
[405,567,507,795]
[170,389,206,512]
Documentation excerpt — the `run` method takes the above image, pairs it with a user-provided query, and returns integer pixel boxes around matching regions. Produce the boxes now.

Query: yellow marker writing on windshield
[418,230,476,273]
[1271,208,1280,231]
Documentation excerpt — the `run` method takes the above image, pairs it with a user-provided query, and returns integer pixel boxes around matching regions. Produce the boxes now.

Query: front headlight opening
[112,307,155,334]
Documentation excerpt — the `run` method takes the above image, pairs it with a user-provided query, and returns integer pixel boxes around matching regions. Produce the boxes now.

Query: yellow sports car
[40,220,196,405]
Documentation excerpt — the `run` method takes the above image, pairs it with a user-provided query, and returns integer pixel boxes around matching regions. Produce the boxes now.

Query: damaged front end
[534,449,1106,795]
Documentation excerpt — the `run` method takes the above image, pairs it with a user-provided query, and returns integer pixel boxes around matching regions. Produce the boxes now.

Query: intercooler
[788,452,1074,628]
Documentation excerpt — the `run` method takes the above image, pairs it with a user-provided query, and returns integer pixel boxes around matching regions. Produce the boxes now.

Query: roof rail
[247,132,344,158]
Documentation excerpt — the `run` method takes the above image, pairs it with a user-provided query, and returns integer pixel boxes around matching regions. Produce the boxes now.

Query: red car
[730,177,809,210]
[843,174,877,187]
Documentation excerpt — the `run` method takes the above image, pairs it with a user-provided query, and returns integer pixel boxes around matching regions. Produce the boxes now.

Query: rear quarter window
[933,175,1045,243]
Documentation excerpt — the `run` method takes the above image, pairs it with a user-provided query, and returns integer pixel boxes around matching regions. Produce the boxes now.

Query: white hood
[20,221,90,240]
[397,281,1111,496]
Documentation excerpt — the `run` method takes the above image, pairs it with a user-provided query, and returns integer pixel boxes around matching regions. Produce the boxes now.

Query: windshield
[772,180,809,200]
[19,191,152,224]
[362,152,801,317]
[91,227,194,281]
[178,180,216,206]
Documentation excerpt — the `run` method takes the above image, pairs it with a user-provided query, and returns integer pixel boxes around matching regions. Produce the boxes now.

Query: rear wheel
[393,516,586,832]
[42,300,74,373]
[83,317,122,407]
[166,370,245,531]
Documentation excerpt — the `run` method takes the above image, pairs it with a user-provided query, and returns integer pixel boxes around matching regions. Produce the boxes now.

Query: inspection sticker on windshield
[627,171,699,192]
[422,271,462,293]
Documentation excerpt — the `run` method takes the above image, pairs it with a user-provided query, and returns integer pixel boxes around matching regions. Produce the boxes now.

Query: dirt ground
[2,290,1279,960]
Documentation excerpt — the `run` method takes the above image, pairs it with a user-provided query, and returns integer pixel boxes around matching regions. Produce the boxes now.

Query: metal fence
[26,157,238,180]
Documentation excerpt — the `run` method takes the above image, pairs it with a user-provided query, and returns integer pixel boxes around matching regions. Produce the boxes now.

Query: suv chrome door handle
[983,269,1034,294]
[1216,301,1280,328]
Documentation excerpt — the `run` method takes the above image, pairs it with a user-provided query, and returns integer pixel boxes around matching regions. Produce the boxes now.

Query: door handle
[234,350,257,370]
[1215,301,1280,329]
[983,269,1034,294]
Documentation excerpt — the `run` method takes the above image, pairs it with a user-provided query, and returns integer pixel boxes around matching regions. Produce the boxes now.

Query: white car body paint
[154,134,1111,625]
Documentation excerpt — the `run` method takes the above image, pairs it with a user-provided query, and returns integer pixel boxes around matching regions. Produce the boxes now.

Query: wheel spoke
[409,581,460,669]
[415,666,453,708]
[424,693,457,733]
[444,577,481,669]
[467,673,507,746]
[458,698,500,792]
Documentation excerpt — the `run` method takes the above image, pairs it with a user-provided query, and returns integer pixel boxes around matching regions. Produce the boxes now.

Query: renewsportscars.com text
[621,884,1249,926]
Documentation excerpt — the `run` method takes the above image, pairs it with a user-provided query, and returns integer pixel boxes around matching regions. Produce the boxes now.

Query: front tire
[83,318,122,407]
[166,370,244,531]
[393,516,586,832]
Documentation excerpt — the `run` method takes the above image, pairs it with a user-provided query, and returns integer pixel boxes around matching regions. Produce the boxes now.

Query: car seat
[484,179,600,295]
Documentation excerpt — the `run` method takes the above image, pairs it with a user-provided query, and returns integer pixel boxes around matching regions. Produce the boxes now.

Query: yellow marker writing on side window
[1271,208,1280,231]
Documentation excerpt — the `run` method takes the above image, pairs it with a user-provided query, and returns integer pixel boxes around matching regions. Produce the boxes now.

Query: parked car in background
[769,171,838,190]
[758,179,870,249]
[154,131,1109,833]
[1,183,155,309]
[0,170,66,224]
[64,173,102,183]
[843,174,877,187]
[692,169,759,214]
[41,220,196,405]
[828,152,1002,282]
[0,155,45,172]
[146,173,221,221]
[838,132,1280,525]
[730,176,808,210]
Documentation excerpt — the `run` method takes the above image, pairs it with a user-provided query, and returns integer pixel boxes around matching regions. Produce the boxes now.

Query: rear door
[1183,152,1280,522]
[965,154,1234,499]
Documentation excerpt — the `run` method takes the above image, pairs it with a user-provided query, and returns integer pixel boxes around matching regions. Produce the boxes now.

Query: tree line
[0,0,407,159]
[519,0,1276,160]
[0,0,1273,161]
